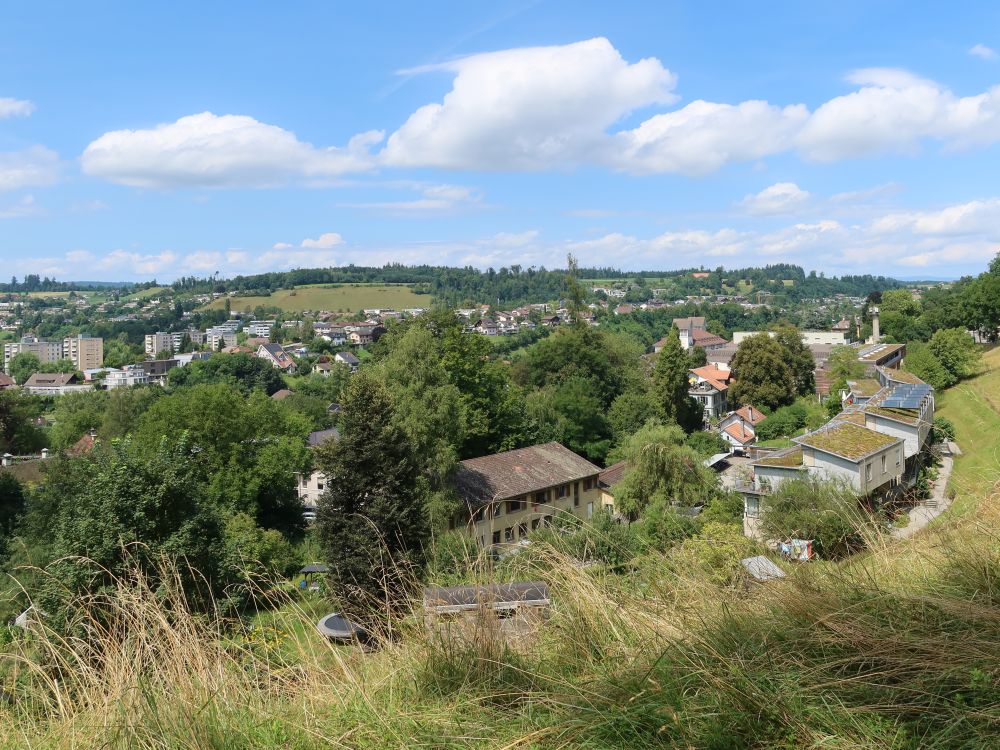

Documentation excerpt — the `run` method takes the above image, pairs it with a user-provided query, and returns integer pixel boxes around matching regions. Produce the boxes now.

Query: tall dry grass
[0,492,998,749]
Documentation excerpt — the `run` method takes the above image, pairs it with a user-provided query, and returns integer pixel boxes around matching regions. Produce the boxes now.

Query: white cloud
[970,44,998,61]
[613,100,809,175]
[830,183,901,203]
[382,37,676,170]
[81,112,383,188]
[272,242,293,250]
[739,182,811,215]
[0,146,60,191]
[97,249,179,275]
[0,194,43,219]
[797,68,1000,160]
[339,182,482,213]
[300,232,344,249]
[0,97,35,118]
[482,230,539,248]
[871,198,1000,236]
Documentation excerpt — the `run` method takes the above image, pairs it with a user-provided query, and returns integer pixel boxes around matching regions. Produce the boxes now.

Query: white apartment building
[104,364,151,389]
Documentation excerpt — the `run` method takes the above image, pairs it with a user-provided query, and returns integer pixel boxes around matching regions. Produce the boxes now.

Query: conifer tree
[315,372,427,613]
[652,327,700,431]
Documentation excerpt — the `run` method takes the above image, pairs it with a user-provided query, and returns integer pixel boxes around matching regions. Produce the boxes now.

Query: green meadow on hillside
[199,283,429,314]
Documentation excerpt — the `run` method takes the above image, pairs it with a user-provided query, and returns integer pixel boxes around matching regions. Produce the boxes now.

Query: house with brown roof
[598,460,628,514]
[23,372,93,396]
[453,442,603,548]
[0,372,14,390]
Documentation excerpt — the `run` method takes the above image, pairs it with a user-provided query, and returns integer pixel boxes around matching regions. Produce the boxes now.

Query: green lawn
[935,345,1000,513]
[200,284,429,314]
[123,285,169,300]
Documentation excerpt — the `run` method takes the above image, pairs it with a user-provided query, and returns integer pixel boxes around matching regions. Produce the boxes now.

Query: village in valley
[3,5,999,745]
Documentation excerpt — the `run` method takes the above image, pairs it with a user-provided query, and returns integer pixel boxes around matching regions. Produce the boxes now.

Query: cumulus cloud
[382,37,677,170]
[613,100,809,175]
[76,40,1000,182]
[871,198,1000,236]
[970,44,998,61]
[81,112,383,188]
[0,146,60,191]
[0,97,35,118]
[300,232,344,249]
[739,182,811,215]
[97,249,179,275]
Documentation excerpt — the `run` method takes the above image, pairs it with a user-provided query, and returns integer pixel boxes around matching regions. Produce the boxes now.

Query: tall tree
[315,372,426,613]
[651,327,700,431]
[773,325,815,396]
[729,333,796,411]
[928,328,978,382]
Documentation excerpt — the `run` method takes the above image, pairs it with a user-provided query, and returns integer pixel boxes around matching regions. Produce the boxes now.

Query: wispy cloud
[969,43,998,61]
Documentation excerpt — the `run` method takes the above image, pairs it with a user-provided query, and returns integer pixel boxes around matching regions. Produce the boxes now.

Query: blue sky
[3,1,1000,281]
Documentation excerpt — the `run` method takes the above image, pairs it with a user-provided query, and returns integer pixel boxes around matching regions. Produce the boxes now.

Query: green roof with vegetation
[849,379,882,397]
[884,368,927,385]
[753,447,803,467]
[865,406,920,425]
[795,421,901,461]
[834,411,867,426]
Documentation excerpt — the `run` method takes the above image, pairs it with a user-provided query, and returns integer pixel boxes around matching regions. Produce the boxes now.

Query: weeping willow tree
[611,423,718,520]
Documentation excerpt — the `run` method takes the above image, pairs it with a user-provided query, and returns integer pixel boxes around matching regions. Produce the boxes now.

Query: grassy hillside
[1,356,997,748]
[936,345,1000,511]
[199,283,429,314]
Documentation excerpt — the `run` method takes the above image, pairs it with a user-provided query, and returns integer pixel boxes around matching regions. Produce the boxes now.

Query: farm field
[123,285,168,300]
[199,283,430,313]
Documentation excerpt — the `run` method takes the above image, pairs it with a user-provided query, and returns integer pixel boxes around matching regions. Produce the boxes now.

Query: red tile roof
[723,421,756,445]
[599,460,628,489]
[735,405,766,426]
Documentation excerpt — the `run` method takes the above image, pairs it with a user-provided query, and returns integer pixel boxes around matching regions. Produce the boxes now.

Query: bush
[933,416,956,443]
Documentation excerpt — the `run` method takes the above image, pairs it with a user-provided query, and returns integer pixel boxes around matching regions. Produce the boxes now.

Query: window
[508,499,523,513]
[492,530,501,545]
[492,503,503,518]
[504,527,514,543]
[574,492,580,507]
[587,502,594,518]
[897,449,902,467]
[534,490,547,505]
[866,463,872,482]
[531,518,540,530]
[473,508,485,523]
[746,496,760,518]
[317,482,324,491]
[517,522,527,538]
[881,454,887,473]
[557,484,569,499]
[583,477,595,491]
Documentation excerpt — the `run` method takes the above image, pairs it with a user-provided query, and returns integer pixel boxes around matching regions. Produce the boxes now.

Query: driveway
[891,449,955,540]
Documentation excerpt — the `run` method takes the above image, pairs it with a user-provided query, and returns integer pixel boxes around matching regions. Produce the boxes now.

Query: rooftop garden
[797,422,899,460]
[754,447,803,467]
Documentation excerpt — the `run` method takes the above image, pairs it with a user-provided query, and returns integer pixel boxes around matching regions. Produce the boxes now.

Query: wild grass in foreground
[1,493,998,749]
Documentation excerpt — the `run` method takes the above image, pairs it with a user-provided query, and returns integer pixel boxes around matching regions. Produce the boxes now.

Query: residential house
[256,343,296,372]
[614,304,634,315]
[334,351,360,372]
[597,460,628,515]
[296,427,341,521]
[741,421,905,538]
[688,364,734,420]
[271,388,293,401]
[452,442,603,548]
[0,372,14,389]
[22,372,93,396]
[348,325,386,346]
[718,405,767,450]
[856,342,906,371]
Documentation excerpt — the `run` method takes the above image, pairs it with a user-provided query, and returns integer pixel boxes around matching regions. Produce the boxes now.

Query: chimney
[871,307,880,344]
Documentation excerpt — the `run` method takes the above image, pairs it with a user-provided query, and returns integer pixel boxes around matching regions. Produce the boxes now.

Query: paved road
[891,450,955,540]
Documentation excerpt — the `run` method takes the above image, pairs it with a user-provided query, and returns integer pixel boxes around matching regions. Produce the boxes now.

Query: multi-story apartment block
[207,327,238,351]
[3,336,65,372]
[453,442,604,548]
[144,331,174,357]
[62,334,104,371]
